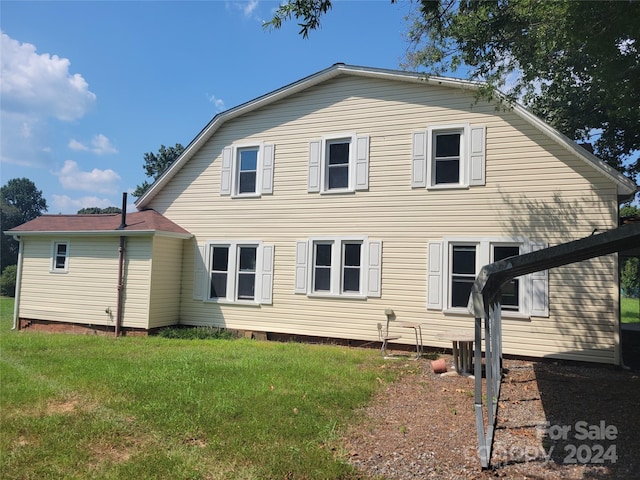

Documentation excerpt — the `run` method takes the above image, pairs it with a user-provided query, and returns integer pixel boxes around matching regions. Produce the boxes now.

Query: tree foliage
[266,0,640,186]
[1,178,48,271]
[133,143,185,198]
[77,207,122,214]
[622,257,639,298]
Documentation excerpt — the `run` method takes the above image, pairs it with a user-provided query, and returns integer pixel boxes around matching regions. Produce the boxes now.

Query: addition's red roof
[7,209,191,236]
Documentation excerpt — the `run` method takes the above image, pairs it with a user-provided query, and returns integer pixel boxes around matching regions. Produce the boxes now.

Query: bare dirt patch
[342,354,640,479]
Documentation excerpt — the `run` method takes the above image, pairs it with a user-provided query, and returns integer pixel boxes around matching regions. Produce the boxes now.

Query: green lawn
[0,297,404,479]
[622,296,640,323]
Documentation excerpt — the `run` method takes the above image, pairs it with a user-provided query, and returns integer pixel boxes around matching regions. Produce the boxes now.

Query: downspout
[12,236,23,330]
[115,193,127,337]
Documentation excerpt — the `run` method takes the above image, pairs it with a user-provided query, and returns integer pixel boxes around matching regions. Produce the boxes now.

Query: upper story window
[295,237,381,298]
[308,134,370,193]
[51,241,69,273]
[433,131,462,185]
[220,143,274,197]
[192,241,274,305]
[237,147,259,194]
[412,124,486,189]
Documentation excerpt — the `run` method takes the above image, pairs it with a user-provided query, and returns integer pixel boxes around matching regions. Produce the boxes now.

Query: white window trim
[204,240,269,305]
[295,236,382,299]
[221,142,274,197]
[412,123,486,190]
[232,142,264,198]
[50,240,70,273]
[427,124,469,189]
[308,133,369,194]
[440,236,534,318]
[320,133,356,194]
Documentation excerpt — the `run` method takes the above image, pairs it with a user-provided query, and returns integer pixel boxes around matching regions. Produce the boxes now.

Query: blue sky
[1,0,415,213]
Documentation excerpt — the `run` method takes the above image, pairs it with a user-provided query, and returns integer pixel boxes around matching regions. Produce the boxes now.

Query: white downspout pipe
[12,236,23,330]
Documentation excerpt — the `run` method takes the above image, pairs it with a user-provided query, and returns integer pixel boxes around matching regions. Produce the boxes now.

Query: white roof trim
[8,230,192,239]
[135,63,636,208]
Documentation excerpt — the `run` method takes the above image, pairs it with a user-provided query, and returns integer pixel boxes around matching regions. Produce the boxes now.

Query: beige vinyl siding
[150,75,620,363]
[18,236,122,326]
[119,237,153,329]
[18,235,155,329]
[147,236,184,328]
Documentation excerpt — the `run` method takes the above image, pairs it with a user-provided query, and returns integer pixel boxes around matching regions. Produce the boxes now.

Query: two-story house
[9,64,637,364]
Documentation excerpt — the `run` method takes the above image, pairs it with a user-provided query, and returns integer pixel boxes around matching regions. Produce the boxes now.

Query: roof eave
[6,230,192,239]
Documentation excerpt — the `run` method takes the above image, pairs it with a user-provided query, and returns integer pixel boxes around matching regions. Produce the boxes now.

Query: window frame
[309,237,365,297]
[440,237,531,317]
[321,133,355,193]
[232,142,263,198]
[491,243,523,312]
[427,124,468,189]
[295,236,381,299]
[50,240,70,273]
[205,240,264,304]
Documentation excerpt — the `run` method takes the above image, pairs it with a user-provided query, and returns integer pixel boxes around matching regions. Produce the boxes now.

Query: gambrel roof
[135,63,637,208]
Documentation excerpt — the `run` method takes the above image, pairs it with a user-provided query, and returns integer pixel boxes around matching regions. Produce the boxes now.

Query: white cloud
[68,134,118,155]
[68,139,89,151]
[51,194,115,214]
[1,32,96,121]
[227,1,262,20]
[0,33,97,168]
[55,160,121,194]
[208,94,226,112]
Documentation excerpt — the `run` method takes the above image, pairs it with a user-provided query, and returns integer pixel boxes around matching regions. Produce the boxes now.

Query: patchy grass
[0,297,400,479]
[622,296,640,323]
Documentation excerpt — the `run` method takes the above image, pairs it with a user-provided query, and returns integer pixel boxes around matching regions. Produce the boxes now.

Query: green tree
[621,257,639,298]
[77,207,122,214]
[133,143,185,198]
[265,0,640,188]
[1,178,48,271]
[0,264,17,297]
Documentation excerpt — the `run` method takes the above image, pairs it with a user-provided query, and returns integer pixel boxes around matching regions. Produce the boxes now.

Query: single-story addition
[8,210,191,333]
[8,64,637,364]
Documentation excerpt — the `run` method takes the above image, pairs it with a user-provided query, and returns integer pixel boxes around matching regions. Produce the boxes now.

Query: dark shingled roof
[6,209,191,236]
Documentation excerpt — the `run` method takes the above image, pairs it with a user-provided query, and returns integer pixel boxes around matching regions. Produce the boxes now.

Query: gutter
[12,236,23,330]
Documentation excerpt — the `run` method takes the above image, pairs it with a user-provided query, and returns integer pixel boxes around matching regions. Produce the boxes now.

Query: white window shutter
[530,242,549,317]
[354,135,369,191]
[427,241,443,310]
[469,125,486,186]
[294,241,309,293]
[367,240,382,297]
[259,244,274,304]
[193,244,206,300]
[262,144,274,194]
[308,140,321,193]
[411,131,427,188]
[220,146,233,195]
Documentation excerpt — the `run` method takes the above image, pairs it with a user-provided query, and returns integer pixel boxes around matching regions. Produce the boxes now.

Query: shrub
[0,265,17,297]
[157,325,236,340]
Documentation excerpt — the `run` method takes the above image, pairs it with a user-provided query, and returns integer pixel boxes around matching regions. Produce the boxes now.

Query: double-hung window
[307,134,370,193]
[237,147,258,194]
[51,241,69,273]
[412,124,486,189]
[427,238,548,318]
[193,241,274,305]
[295,237,381,298]
[450,244,477,308]
[220,143,274,197]
[492,245,521,311]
